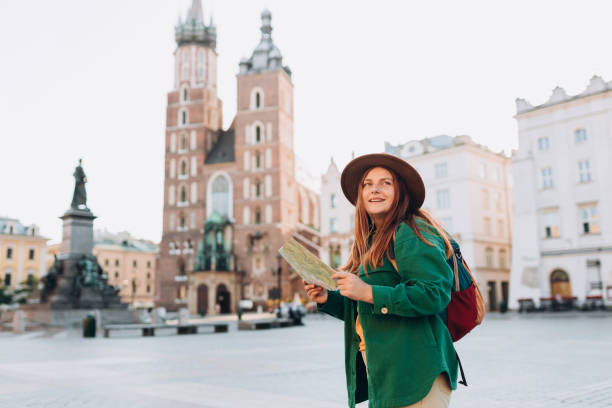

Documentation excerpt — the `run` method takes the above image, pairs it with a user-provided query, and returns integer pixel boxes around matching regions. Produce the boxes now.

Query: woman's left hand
[332,272,374,304]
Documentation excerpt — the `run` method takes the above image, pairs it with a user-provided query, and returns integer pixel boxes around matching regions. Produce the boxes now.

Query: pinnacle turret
[175,0,217,49]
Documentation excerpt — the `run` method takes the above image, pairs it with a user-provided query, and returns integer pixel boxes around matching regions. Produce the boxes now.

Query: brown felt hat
[340,153,425,210]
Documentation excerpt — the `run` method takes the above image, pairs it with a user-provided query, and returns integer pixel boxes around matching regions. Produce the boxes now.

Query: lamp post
[276,252,282,302]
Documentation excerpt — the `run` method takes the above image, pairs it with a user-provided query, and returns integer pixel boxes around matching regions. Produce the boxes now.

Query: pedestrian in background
[305,153,458,408]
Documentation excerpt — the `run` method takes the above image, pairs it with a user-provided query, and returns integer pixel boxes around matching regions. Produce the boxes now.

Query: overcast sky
[2,0,612,244]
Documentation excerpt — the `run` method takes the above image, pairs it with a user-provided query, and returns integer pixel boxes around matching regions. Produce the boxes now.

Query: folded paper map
[278,238,338,291]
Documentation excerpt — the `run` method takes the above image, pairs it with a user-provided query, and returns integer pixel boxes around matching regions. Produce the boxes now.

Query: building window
[114,271,119,278]
[180,159,187,176]
[180,134,187,151]
[435,162,448,178]
[580,204,599,234]
[482,189,490,209]
[255,151,262,169]
[28,249,35,260]
[182,52,189,79]
[4,273,11,286]
[331,194,336,208]
[484,217,491,236]
[498,249,507,269]
[485,248,494,268]
[198,50,205,80]
[182,87,188,103]
[255,125,262,143]
[255,180,262,198]
[105,259,109,266]
[132,260,137,268]
[255,92,261,108]
[255,208,262,224]
[574,128,587,143]
[496,192,503,211]
[497,219,504,237]
[181,110,188,126]
[436,189,450,209]
[479,163,487,179]
[542,210,560,238]
[537,137,549,151]
[330,217,337,233]
[6,248,12,260]
[146,285,151,293]
[180,215,186,229]
[329,244,342,268]
[578,160,591,183]
[147,272,151,279]
[8,226,13,234]
[211,176,230,217]
[541,167,553,189]
[115,259,120,267]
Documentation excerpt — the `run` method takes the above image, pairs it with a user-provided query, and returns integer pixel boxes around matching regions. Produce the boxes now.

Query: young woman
[305,153,458,408]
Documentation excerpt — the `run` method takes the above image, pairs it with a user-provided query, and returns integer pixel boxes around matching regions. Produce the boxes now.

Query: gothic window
[255,151,261,169]
[180,134,187,151]
[255,92,261,108]
[255,180,262,198]
[198,50,205,80]
[255,207,262,224]
[180,160,187,176]
[180,110,188,126]
[182,53,190,80]
[212,176,230,217]
[180,185,187,203]
[183,87,189,103]
[180,215,186,229]
[255,125,262,143]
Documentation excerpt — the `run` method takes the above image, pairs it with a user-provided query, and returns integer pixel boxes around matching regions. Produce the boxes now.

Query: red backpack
[390,235,486,386]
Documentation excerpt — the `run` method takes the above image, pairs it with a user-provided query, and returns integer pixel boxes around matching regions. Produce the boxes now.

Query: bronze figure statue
[71,158,88,209]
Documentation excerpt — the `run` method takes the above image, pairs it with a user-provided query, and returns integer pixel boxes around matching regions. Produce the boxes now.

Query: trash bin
[83,314,96,338]
[499,301,508,314]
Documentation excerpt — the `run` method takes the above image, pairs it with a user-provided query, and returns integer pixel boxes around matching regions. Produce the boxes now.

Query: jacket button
[381,307,388,314]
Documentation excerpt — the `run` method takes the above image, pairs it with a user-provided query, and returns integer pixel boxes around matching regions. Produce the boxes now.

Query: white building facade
[510,76,612,308]
[386,135,513,311]
[320,159,355,270]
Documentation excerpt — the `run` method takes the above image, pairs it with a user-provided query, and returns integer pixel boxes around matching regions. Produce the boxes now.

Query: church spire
[238,9,291,76]
[175,0,217,49]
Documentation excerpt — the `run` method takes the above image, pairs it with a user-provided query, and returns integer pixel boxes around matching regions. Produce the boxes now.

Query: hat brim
[340,153,425,210]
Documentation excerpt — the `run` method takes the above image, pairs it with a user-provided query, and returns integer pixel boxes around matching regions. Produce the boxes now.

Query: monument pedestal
[22,205,133,326]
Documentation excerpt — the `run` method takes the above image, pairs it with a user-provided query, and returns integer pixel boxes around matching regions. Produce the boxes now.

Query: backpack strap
[456,352,468,386]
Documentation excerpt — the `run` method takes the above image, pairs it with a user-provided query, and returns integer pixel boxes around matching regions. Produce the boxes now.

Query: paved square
[1,312,611,407]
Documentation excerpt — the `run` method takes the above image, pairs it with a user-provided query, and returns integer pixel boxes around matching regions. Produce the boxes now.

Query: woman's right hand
[304,280,328,304]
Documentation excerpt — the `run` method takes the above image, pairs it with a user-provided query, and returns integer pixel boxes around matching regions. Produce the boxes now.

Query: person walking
[305,153,458,408]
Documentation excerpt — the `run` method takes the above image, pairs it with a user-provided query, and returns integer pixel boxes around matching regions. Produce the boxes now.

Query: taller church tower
[157,0,223,310]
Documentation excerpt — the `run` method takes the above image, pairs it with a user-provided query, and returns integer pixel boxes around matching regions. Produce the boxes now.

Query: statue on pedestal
[71,159,88,210]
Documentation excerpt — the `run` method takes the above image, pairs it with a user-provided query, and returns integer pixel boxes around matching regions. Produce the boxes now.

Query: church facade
[157,1,320,313]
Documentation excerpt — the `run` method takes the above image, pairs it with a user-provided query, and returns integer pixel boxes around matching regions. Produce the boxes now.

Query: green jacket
[318,220,458,408]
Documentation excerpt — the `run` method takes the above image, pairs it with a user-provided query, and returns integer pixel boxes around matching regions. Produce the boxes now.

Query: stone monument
[23,160,135,326]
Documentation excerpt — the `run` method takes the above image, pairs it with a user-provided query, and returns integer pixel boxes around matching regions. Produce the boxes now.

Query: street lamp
[276,252,282,302]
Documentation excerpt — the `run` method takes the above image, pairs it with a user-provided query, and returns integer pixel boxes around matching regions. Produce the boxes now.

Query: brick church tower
[157,3,320,313]
[157,0,223,310]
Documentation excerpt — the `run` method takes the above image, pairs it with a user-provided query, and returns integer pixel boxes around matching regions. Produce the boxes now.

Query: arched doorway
[550,269,571,297]
[197,284,208,315]
[216,284,231,314]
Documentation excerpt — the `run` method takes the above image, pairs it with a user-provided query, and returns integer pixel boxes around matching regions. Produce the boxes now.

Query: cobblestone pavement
[1,311,611,407]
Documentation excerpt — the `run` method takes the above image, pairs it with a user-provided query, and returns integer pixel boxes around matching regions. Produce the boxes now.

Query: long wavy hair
[342,166,453,274]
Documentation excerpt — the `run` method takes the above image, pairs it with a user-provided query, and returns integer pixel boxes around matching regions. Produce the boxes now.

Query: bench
[584,295,606,311]
[517,298,536,313]
[103,322,228,338]
[237,318,294,331]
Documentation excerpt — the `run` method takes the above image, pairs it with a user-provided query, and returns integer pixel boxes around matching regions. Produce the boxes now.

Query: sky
[2,0,612,244]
